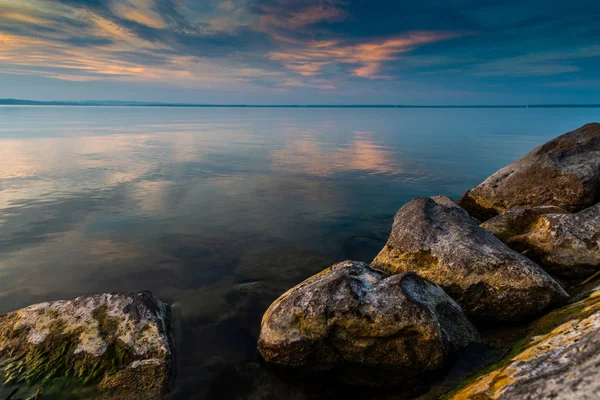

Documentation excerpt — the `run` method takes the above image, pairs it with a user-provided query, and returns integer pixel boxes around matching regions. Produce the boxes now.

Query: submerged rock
[446,286,600,400]
[258,261,480,387]
[235,246,332,287]
[458,123,600,221]
[371,197,568,321]
[205,362,305,400]
[0,291,173,400]
[482,205,600,278]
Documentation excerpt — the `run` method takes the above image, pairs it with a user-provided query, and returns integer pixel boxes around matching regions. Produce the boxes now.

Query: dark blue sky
[1,0,599,104]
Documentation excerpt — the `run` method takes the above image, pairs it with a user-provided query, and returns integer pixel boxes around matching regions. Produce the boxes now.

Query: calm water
[1,106,598,398]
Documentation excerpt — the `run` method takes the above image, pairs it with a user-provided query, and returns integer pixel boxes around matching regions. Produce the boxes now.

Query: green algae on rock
[482,204,600,279]
[445,285,600,400]
[458,122,600,221]
[258,261,480,387]
[0,291,174,400]
[371,196,568,321]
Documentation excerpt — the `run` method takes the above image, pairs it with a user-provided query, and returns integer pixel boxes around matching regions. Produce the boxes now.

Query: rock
[371,197,568,321]
[446,286,600,400]
[458,123,600,221]
[480,205,570,243]
[0,291,173,400]
[258,261,480,387]
[482,205,600,279]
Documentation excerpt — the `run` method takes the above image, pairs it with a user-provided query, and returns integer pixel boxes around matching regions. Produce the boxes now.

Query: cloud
[0,0,284,89]
[280,78,335,89]
[0,0,599,101]
[110,0,167,29]
[0,0,358,90]
[0,10,52,25]
[257,0,348,27]
[269,32,461,79]
[470,46,600,77]
[546,79,600,88]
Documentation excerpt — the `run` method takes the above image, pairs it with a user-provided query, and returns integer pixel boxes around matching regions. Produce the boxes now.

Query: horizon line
[1,98,600,109]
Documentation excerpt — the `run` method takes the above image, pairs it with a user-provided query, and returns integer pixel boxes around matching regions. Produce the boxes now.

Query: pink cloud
[269,32,463,79]
[254,0,349,44]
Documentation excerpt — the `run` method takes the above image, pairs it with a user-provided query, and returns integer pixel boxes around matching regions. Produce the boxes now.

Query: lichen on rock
[446,285,600,400]
[371,196,568,321]
[258,261,480,387]
[479,205,569,243]
[0,291,173,400]
[482,204,600,279]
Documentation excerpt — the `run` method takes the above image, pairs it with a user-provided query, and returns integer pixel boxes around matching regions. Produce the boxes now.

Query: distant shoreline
[1,99,600,108]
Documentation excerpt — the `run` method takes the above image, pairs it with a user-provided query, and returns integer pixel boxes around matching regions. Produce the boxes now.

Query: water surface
[0,106,598,398]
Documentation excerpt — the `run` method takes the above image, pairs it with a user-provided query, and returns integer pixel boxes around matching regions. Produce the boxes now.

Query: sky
[0,0,599,104]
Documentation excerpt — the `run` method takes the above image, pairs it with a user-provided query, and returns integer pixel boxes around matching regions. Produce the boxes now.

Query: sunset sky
[1,0,599,104]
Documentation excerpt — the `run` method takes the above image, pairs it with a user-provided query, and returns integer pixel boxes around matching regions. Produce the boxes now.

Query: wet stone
[0,291,174,400]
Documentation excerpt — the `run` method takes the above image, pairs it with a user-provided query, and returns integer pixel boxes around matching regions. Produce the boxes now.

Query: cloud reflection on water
[0,111,411,315]
[271,129,427,181]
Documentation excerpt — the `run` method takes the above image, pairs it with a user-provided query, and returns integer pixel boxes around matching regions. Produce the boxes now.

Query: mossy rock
[0,291,174,400]
[444,286,600,399]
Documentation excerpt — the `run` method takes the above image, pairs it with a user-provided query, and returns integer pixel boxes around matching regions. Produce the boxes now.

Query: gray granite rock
[458,123,600,220]
[371,196,568,321]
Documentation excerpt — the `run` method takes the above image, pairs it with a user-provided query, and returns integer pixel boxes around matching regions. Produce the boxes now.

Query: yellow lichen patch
[588,289,600,301]
[472,194,502,213]
[451,375,495,399]
[454,371,517,400]
[447,289,600,399]
[459,192,506,219]
[372,249,440,277]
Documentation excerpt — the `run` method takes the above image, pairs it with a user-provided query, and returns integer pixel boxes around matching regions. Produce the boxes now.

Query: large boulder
[258,261,480,387]
[447,285,600,400]
[0,292,173,400]
[482,205,600,279]
[371,196,568,321]
[458,123,600,221]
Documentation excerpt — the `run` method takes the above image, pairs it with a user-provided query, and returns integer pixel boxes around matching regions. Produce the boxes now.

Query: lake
[0,106,598,398]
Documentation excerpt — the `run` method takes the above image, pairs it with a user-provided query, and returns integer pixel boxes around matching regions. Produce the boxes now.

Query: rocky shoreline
[258,122,600,399]
[1,123,599,399]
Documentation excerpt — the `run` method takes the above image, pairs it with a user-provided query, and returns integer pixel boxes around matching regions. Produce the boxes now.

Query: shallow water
[0,106,598,398]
